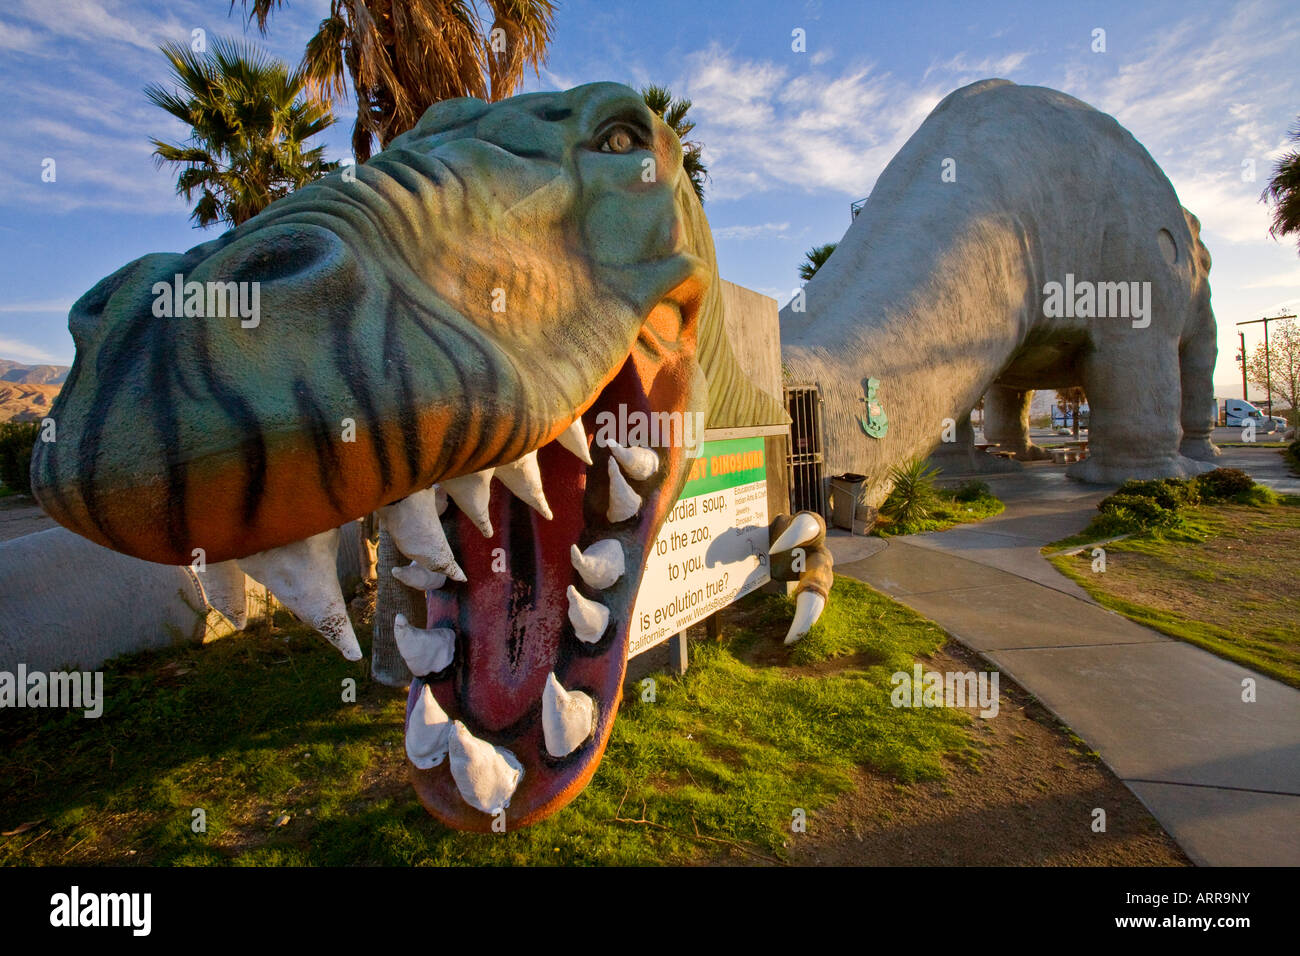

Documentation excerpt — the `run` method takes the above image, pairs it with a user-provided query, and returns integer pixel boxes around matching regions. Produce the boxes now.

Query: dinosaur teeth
[569,539,625,590]
[200,559,249,629]
[406,683,452,769]
[566,585,610,643]
[770,512,824,553]
[607,439,659,481]
[394,613,456,676]
[392,561,446,591]
[441,469,494,538]
[433,484,449,516]
[377,488,466,582]
[557,417,593,465]
[542,672,595,757]
[783,591,827,645]
[448,721,523,815]
[238,528,362,661]
[495,450,553,520]
[606,456,642,523]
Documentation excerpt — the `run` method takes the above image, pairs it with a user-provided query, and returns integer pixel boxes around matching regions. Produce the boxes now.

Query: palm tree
[799,242,837,282]
[640,84,708,202]
[1263,116,1300,255]
[146,37,339,228]
[234,1,556,161]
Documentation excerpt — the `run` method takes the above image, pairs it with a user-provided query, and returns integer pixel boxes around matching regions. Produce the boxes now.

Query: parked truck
[1223,398,1287,433]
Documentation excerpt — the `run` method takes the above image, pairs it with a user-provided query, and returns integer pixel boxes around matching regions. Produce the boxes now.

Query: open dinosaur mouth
[403,297,702,830]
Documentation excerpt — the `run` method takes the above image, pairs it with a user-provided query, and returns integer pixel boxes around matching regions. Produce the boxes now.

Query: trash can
[829,473,869,533]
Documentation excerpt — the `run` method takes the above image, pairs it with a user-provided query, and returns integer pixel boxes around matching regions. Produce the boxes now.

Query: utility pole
[1237,313,1297,418]
[1238,331,1248,401]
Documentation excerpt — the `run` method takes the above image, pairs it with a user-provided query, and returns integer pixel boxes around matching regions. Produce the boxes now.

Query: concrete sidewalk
[832,458,1300,866]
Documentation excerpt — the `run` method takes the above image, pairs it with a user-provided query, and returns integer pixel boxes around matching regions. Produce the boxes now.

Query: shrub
[1087,506,1146,538]
[1114,477,1200,510]
[882,458,941,528]
[0,422,39,495]
[1286,439,1300,475]
[1194,468,1255,501]
[1097,493,1181,529]
[953,479,992,502]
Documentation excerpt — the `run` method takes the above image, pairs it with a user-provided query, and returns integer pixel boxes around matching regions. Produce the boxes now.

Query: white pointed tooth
[394,613,455,676]
[569,539,625,590]
[783,591,827,646]
[199,559,249,629]
[607,439,659,481]
[392,561,446,591]
[606,456,642,523]
[771,512,824,554]
[495,450,553,520]
[433,484,449,515]
[542,672,596,757]
[377,487,466,582]
[239,528,362,660]
[406,683,452,769]
[557,417,593,465]
[448,721,523,815]
[566,585,610,643]
[441,469,494,538]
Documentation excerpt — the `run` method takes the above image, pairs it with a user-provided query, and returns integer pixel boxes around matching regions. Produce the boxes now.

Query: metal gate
[784,384,827,518]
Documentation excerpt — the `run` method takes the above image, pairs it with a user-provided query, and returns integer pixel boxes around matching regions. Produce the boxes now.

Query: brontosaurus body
[781,79,1218,509]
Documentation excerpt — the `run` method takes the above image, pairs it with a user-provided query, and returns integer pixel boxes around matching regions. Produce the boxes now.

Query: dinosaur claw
[783,590,827,645]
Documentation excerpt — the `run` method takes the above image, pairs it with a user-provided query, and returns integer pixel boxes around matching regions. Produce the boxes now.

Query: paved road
[831,449,1300,866]
[0,495,56,543]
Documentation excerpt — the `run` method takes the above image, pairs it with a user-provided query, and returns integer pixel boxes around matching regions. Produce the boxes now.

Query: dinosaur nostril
[211,224,347,286]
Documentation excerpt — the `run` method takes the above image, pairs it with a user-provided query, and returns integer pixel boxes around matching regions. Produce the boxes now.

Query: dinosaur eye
[596,124,642,154]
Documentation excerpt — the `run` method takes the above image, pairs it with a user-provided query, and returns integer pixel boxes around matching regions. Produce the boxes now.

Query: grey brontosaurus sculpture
[782,79,1219,510]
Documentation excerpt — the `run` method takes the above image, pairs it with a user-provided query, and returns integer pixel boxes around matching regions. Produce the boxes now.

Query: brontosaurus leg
[984,385,1051,461]
[1068,335,1215,483]
[1178,305,1221,462]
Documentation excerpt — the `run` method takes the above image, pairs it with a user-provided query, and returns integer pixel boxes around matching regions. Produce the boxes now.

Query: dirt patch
[778,641,1189,866]
[0,494,57,542]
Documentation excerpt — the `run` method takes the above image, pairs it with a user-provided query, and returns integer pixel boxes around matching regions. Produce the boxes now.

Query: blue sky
[1,0,1297,395]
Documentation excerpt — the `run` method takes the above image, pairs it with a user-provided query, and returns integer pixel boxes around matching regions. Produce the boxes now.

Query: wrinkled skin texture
[33,82,831,831]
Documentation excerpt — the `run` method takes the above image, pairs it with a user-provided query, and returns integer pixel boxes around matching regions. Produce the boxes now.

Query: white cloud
[0,337,60,364]
[0,299,75,313]
[713,221,791,240]
[674,43,955,201]
[1243,268,1300,290]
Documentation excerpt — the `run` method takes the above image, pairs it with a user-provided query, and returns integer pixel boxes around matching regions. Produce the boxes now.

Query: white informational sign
[628,437,770,657]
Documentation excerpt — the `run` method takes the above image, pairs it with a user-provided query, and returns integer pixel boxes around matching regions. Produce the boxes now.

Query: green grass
[0,576,975,865]
[1048,496,1300,688]
[874,491,1004,537]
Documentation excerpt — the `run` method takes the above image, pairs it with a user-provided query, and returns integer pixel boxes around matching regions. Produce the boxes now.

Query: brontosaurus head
[33,82,777,830]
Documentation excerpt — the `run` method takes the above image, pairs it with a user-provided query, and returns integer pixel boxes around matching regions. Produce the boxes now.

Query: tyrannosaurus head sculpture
[32,82,786,830]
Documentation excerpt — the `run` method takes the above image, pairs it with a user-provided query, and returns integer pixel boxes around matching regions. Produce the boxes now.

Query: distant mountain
[0,359,69,385]
[0,383,61,422]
